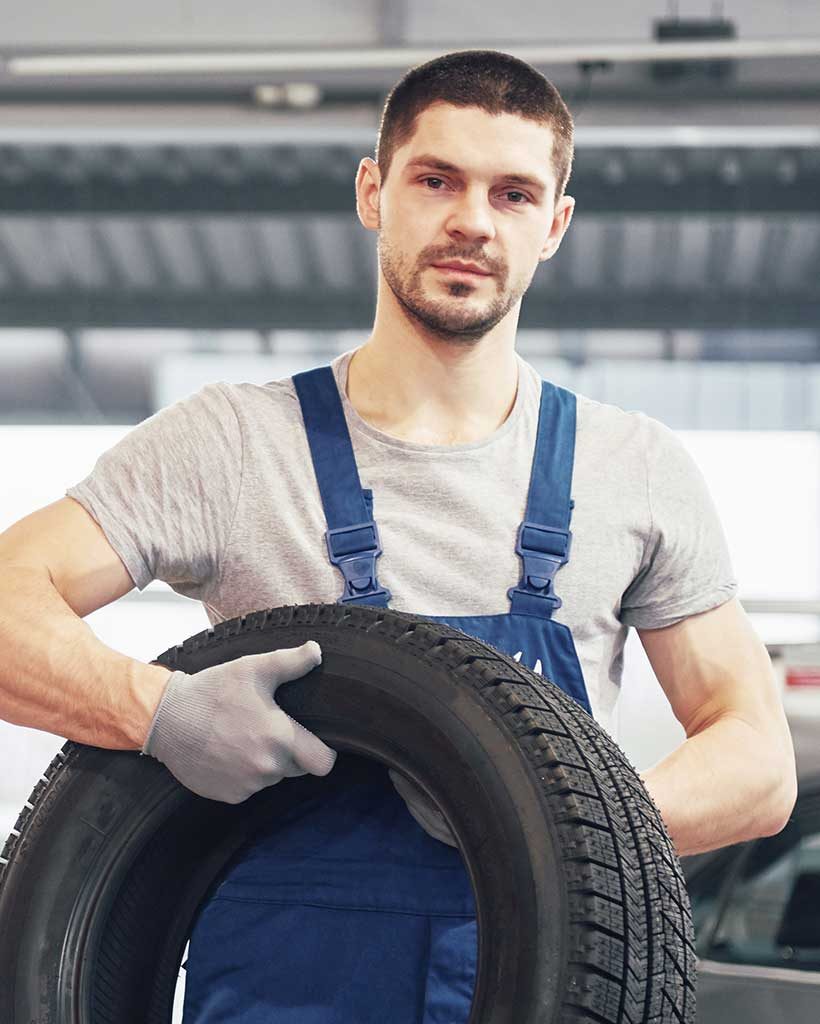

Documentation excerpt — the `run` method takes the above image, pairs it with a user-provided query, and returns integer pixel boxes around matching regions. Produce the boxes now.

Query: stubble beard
[377,230,527,345]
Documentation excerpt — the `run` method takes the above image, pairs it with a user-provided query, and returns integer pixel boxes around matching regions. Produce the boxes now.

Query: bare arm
[637,596,798,857]
[0,496,172,749]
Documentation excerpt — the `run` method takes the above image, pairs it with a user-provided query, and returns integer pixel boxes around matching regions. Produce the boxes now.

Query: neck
[346,325,520,447]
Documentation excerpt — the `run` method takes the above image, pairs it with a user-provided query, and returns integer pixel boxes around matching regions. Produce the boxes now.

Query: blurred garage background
[0,2,819,1016]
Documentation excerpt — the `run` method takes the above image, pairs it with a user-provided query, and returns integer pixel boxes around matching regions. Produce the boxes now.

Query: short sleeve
[619,415,738,630]
[65,382,243,599]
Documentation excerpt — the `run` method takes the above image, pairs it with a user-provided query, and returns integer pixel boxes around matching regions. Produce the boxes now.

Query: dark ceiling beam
[185,219,223,291]
[86,220,128,289]
[704,219,735,293]
[649,218,681,289]
[1,170,817,214]
[0,224,27,288]
[136,220,177,288]
[0,138,818,215]
[755,219,793,290]
[599,220,627,292]
[4,84,820,104]
[0,289,818,331]
[808,233,820,293]
[242,217,274,292]
[298,220,328,296]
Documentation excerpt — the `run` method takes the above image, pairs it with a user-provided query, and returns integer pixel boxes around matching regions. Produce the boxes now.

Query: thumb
[253,641,322,691]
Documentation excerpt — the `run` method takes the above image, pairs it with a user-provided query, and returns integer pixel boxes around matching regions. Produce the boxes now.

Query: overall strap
[508,380,577,619]
[292,365,391,607]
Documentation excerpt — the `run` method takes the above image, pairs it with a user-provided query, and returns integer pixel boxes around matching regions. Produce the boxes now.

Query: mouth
[431,263,493,279]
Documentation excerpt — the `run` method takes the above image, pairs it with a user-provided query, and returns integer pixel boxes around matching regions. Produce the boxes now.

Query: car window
[685,845,751,957]
[702,803,820,970]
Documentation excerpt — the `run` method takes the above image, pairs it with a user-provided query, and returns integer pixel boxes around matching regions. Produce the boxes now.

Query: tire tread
[0,602,696,1024]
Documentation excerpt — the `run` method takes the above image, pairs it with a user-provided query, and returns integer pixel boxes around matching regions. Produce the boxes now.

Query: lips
[432,262,493,276]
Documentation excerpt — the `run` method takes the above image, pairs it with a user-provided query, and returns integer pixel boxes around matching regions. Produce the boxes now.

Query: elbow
[744,712,799,838]
[762,763,798,837]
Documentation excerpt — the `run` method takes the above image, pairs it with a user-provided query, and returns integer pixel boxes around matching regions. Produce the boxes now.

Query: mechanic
[0,49,797,1024]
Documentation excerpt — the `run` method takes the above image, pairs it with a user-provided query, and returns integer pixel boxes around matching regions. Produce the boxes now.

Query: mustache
[425,256,501,274]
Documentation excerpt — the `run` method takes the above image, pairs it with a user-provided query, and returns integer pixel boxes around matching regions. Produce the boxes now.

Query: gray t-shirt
[66,347,738,737]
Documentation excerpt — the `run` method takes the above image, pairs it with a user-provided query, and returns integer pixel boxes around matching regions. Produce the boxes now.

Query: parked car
[681,714,820,1022]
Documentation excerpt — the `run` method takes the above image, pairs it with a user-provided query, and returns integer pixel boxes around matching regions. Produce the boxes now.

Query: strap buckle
[326,521,392,606]
[507,520,572,613]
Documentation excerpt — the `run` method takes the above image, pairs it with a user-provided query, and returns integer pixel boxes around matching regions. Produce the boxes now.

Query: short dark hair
[375,49,575,203]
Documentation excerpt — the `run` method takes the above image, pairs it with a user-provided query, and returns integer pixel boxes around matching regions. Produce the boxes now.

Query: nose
[444,186,496,244]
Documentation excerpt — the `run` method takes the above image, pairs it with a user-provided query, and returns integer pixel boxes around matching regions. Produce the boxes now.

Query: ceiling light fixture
[4,39,820,77]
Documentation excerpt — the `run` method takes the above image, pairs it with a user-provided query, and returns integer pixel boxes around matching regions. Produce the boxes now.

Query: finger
[267,741,310,781]
[389,771,453,838]
[288,718,338,776]
[269,756,310,782]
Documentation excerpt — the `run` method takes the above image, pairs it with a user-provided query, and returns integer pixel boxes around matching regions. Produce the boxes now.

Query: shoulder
[211,375,300,426]
[566,388,653,456]
[556,383,684,455]
[215,377,297,404]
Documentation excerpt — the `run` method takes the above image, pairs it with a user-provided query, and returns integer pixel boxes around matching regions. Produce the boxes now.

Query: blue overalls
[182,365,593,1024]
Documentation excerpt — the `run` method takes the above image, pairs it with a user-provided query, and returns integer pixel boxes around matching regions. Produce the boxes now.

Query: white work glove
[389,768,458,848]
[142,641,337,804]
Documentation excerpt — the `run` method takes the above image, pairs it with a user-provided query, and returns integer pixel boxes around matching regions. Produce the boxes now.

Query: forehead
[397,102,554,187]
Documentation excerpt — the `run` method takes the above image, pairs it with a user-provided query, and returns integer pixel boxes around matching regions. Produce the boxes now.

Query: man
[0,49,796,1023]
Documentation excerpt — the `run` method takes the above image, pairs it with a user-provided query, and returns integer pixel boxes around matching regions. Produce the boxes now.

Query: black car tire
[0,602,696,1023]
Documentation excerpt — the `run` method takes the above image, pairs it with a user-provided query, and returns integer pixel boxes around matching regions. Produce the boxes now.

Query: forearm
[0,563,172,749]
[639,714,795,858]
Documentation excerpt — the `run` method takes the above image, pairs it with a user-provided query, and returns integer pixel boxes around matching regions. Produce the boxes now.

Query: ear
[539,195,575,262]
[356,157,382,231]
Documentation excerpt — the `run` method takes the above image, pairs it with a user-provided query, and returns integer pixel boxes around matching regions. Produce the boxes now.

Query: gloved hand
[389,768,458,848]
[142,640,337,804]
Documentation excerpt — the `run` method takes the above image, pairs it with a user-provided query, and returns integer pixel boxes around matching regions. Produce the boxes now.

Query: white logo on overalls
[513,651,543,676]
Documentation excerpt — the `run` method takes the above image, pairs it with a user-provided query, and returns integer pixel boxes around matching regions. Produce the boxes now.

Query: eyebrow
[404,154,548,195]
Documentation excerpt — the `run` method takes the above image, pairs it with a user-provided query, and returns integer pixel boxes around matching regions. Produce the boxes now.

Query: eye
[420,177,531,205]
[503,190,530,204]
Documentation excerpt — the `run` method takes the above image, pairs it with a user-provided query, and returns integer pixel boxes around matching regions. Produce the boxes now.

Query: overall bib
[183,366,593,1024]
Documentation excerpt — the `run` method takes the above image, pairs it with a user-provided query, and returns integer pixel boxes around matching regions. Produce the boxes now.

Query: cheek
[515,232,550,272]
[382,194,419,236]
[386,188,424,221]
[385,216,427,262]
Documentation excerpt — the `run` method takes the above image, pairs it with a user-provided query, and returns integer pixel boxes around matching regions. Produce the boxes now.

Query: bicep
[637,596,785,742]
[0,496,135,618]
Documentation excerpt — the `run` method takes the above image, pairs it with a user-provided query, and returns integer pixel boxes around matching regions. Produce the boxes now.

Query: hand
[142,641,336,804]
[388,768,457,847]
